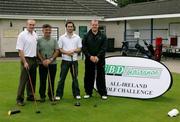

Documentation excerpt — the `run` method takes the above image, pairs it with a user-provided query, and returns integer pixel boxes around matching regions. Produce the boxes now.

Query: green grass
[0,59,180,122]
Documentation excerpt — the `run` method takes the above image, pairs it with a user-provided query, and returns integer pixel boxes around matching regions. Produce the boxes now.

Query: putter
[45,55,56,105]
[71,56,80,107]
[26,69,41,114]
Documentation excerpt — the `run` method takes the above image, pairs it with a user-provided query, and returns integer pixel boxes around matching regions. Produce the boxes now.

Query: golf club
[26,69,41,114]
[45,54,56,105]
[93,64,98,108]
[71,56,80,107]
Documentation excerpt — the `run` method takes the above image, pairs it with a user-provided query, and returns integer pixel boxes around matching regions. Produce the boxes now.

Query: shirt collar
[25,28,35,35]
[65,32,75,38]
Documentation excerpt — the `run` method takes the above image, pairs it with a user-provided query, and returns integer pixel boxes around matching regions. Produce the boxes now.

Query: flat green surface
[0,60,179,122]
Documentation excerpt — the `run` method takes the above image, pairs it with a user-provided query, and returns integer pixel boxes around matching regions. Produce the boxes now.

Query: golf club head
[51,102,56,105]
[36,110,41,114]
[93,104,97,108]
[74,101,80,106]
[8,109,21,116]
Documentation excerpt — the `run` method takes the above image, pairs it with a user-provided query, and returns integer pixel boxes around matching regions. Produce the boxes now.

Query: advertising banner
[105,56,173,99]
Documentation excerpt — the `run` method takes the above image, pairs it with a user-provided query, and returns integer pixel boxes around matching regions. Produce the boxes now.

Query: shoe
[49,96,56,101]
[83,95,91,99]
[49,97,55,101]
[101,96,108,100]
[76,96,81,100]
[39,98,45,102]
[55,96,61,101]
[17,101,25,106]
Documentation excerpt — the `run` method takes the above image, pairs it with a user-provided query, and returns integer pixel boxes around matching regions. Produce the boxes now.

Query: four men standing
[16,19,107,106]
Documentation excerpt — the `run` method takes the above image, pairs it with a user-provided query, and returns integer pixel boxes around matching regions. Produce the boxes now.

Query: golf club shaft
[71,56,79,104]
[71,56,75,77]
[45,54,55,103]
[26,69,39,113]
[47,65,55,102]
[94,64,98,107]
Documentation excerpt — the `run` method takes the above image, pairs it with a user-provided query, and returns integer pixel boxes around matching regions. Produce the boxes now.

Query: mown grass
[0,59,179,122]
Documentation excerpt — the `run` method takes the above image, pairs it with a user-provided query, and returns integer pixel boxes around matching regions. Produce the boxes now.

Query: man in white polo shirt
[16,19,38,106]
[55,21,82,100]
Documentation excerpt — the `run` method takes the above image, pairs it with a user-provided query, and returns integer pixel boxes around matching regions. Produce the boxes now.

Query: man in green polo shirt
[37,24,59,102]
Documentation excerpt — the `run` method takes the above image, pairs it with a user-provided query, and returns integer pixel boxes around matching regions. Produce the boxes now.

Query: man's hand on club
[94,56,99,63]
[67,50,74,56]
[24,61,29,69]
[90,56,99,63]
[42,59,51,67]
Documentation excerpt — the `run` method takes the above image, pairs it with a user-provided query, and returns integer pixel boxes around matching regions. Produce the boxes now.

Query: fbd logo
[105,64,125,76]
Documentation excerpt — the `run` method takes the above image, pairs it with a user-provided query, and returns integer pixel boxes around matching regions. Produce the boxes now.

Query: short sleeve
[16,33,24,50]
[37,38,41,51]
[58,37,63,48]
[77,36,82,48]
[54,39,59,49]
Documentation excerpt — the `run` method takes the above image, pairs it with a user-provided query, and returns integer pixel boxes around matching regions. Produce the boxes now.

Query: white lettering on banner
[105,56,172,99]
[124,67,162,78]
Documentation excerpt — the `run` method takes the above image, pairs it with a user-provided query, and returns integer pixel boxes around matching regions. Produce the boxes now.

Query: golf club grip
[95,64,97,85]
[71,55,73,61]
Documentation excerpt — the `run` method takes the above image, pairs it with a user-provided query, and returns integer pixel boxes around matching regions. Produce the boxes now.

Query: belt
[25,57,36,59]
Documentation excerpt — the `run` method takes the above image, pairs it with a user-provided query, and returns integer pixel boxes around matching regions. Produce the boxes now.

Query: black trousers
[16,57,37,102]
[56,60,80,98]
[39,64,57,99]
[84,58,107,96]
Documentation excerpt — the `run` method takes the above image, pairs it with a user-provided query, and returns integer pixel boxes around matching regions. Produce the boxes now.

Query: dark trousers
[84,58,107,96]
[56,60,80,98]
[39,64,57,99]
[16,57,37,102]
